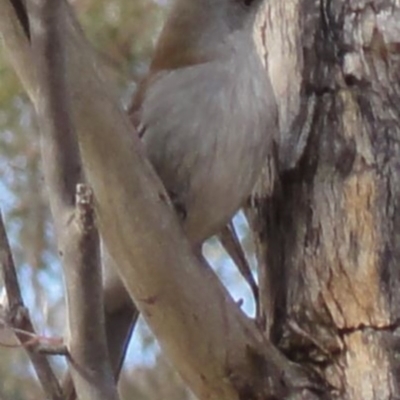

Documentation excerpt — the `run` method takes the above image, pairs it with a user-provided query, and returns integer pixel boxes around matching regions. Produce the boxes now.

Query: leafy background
[0,1,255,399]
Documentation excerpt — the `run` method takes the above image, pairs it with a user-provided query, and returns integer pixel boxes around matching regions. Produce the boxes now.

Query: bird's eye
[234,0,261,11]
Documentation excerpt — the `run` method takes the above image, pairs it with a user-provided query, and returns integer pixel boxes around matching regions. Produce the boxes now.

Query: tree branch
[24,0,119,398]
[63,184,119,400]
[0,212,64,400]
[9,0,30,39]
[1,1,139,398]
[0,0,36,99]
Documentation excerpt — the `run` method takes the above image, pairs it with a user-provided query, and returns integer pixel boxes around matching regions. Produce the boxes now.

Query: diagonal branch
[0,2,139,399]
[0,0,36,99]
[0,212,64,400]
[9,0,30,39]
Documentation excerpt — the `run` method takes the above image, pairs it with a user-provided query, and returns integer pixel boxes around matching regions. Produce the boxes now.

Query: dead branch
[0,212,64,400]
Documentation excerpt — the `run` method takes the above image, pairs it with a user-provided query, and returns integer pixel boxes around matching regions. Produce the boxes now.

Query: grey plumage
[139,5,277,246]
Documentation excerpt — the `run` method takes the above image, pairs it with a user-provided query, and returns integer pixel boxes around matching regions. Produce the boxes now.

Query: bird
[129,0,277,249]
[125,0,276,376]
[66,0,278,397]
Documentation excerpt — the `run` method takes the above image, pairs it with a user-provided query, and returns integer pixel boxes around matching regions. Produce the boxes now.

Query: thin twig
[0,212,64,400]
[0,325,65,351]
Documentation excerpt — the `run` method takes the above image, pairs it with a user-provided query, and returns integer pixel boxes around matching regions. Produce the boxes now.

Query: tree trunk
[254,1,400,399]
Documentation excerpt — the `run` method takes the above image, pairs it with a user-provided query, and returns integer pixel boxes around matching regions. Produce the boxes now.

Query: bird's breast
[140,53,276,244]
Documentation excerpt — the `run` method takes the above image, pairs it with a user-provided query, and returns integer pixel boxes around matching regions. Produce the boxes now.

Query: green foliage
[77,0,163,83]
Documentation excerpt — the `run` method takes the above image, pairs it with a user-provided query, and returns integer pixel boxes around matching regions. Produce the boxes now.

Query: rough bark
[252,1,400,399]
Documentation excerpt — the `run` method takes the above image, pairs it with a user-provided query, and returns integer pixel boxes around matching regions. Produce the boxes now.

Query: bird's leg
[218,221,260,322]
